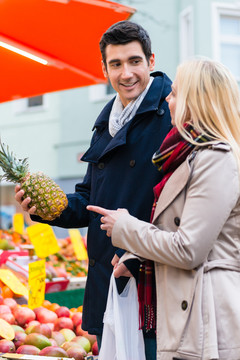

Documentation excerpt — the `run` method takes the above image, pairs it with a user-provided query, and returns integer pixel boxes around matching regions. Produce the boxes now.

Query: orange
[49,303,60,312]
[2,285,14,298]
[70,307,77,313]
[42,299,52,309]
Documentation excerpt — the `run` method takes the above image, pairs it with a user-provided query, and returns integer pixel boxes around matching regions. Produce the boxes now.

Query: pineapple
[0,140,68,221]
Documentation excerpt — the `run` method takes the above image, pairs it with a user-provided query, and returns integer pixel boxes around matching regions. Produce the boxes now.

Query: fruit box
[0,354,74,360]
[45,277,69,293]
[2,255,70,293]
[0,354,98,360]
[66,276,87,290]
[0,251,29,265]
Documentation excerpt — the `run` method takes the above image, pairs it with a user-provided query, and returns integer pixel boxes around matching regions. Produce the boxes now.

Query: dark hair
[99,20,152,66]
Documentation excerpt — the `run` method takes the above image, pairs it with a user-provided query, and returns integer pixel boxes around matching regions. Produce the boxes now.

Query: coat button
[181,300,188,311]
[157,108,165,116]
[174,217,180,226]
[89,258,95,267]
[98,162,104,170]
[129,160,136,167]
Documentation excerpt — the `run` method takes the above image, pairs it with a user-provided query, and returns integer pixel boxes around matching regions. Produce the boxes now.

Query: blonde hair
[174,57,240,170]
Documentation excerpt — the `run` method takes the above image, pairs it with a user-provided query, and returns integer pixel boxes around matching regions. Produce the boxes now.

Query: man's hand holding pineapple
[0,140,68,221]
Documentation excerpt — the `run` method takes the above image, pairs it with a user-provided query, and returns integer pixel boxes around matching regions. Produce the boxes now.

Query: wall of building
[0,0,239,233]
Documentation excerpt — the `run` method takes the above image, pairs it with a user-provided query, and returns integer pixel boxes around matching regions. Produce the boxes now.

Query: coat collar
[152,156,193,223]
[92,71,171,131]
[152,142,231,223]
[82,72,171,163]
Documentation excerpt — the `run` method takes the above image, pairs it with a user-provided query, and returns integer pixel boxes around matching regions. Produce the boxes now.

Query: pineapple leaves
[0,140,29,183]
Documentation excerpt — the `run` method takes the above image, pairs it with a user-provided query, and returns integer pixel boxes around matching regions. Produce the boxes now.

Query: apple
[75,324,87,337]
[3,298,17,311]
[84,332,97,346]
[13,331,27,348]
[71,312,82,328]
[51,331,66,346]
[36,308,57,324]
[0,339,15,353]
[71,336,91,353]
[11,325,25,333]
[61,341,82,351]
[55,306,70,318]
[67,345,87,360]
[0,305,11,314]
[0,312,15,324]
[33,306,44,316]
[74,325,96,345]
[14,307,36,327]
[31,323,52,338]
[25,324,37,335]
[45,322,54,331]
[39,345,68,357]
[54,317,73,331]
[49,338,57,346]
[59,328,76,342]
[27,320,40,328]
[92,340,99,355]
[17,344,40,355]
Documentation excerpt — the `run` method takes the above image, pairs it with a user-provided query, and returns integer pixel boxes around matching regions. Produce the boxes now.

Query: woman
[87,58,240,360]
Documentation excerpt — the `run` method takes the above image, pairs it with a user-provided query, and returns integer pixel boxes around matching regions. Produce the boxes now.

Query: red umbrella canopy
[0,0,135,103]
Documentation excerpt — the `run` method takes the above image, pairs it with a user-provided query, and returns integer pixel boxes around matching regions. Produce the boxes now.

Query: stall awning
[0,0,135,103]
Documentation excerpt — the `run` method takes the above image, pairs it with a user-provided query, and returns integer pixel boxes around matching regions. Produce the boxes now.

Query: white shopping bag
[99,273,146,360]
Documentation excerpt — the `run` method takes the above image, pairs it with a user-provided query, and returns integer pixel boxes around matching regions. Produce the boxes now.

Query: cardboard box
[67,276,87,290]
[45,278,69,293]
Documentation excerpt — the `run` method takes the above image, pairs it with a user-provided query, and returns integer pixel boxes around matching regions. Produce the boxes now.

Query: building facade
[0,0,239,234]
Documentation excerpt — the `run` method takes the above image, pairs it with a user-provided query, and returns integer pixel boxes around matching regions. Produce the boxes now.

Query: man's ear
[149,53,155,71]
[101,60,108,78]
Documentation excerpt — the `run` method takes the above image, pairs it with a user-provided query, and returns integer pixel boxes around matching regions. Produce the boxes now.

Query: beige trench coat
[112,143,240,360]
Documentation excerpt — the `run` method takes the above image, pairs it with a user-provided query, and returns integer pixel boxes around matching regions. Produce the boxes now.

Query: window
[12,94,47,114]
[89,81,116,102]
[27,95,43,107]
[212,3,240,87]
[179,6,194,61]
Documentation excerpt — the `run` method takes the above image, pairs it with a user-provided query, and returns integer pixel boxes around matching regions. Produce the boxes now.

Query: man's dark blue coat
[32,71,172,335]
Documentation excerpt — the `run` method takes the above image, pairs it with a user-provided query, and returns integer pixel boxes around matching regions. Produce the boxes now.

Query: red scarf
[138,125,209,331]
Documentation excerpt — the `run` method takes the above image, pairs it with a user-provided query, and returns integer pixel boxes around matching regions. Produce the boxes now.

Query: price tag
[0,269,28,297]
[28,259,46,310]
[69,229,88,260]
[13,213,24,234]
[27,223,60,258]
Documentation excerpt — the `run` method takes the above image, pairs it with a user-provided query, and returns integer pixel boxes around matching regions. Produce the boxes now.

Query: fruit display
[0,297,99,359]
[46,237,88,279]
[0,140,68,221]
[0,230,88,281]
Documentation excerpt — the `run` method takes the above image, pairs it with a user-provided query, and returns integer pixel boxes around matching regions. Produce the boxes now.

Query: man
[15,20,172,360]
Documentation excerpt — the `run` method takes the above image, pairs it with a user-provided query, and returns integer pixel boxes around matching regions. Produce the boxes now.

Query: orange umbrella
[0,0,135,103]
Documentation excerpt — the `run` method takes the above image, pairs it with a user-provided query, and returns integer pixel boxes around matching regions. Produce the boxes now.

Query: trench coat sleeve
[30,162,92,228]
[112,148,240,270]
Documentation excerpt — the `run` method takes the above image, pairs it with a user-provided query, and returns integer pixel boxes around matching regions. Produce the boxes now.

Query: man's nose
[121,64,132,78]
